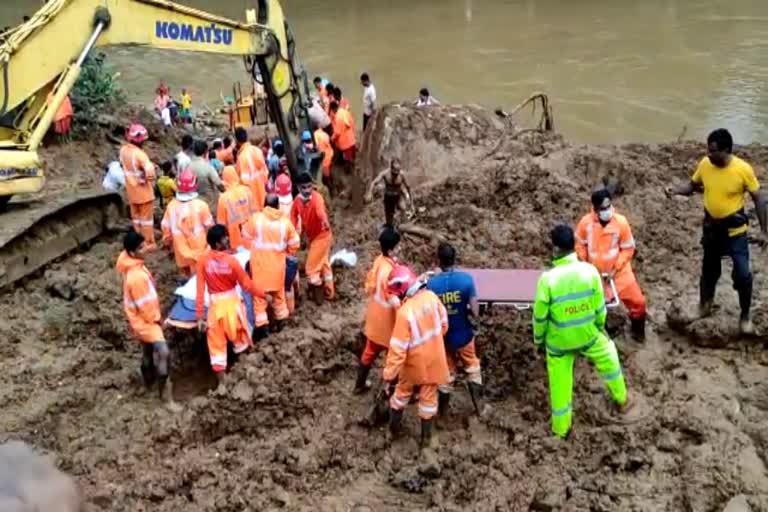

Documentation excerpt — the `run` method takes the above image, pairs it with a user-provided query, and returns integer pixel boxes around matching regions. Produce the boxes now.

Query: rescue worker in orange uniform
[329,101,357,165]
[217,166,254,252]
[116,230,180,411]
[576,188,647,339]
[314,126,334,189]
[242,194,300,340]
[275,174,301,313]
[120,123,157,249]
[196,224,265,390]
[291,172,335,304]
[214,136,236,166]
[383,264,449,449]
[354,227,402,394]
[161,169,214,276]
[235,127,268,213]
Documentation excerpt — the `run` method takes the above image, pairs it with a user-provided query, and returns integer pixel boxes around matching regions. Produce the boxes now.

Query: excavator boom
[0,0,312,288]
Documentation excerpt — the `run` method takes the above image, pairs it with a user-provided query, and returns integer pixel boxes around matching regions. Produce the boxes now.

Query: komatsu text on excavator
[0,0,313,289]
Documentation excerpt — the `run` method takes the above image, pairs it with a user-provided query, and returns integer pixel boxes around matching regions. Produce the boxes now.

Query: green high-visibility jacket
[532,252,607,355]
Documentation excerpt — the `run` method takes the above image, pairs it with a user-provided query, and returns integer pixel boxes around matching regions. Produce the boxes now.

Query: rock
[390,467,428,494]
[530,485,567,511]
[418,449,442,478]
[44,270,77,300]
[271,487,291,507]
[723,494,751,512]
[231,380,254,402]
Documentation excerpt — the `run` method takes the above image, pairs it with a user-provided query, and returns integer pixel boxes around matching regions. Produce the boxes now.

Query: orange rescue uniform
[331,107,356,161]
[236,142,269,212]
[291,190,335,299]
[242,207,300,327]
[116,251,164,343]
[384,288,450,420]
[576,210,646,320]
[361,255,400,366]
[120,143,157,248]
[314,128,334,178]
[161,197,214,275]
[277,195,300,312]
[217,166,254,251]
[196,250,264,373]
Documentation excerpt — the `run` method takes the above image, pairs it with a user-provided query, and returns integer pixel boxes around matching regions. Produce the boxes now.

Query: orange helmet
[387,264,418,299]
[127,123,148,143]
[275,173,292,196]
[178,168,197,193]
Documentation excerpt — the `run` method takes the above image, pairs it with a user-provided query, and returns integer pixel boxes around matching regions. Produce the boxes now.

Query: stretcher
[164,250,299,330]
[460,268,620,311]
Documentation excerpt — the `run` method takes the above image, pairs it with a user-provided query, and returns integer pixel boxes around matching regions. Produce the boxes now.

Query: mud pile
[0,104,766,511]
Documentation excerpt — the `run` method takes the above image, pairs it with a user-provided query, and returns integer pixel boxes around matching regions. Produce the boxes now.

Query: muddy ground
[0,104,767,511]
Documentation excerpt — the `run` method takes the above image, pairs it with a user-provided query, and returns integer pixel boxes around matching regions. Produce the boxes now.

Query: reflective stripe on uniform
[551,289,594,304]
[546,336,597,356]
[620,237,635,250]
[601,368,622,381]
[251,215,288,251]
[390,394,409,409]
[169,202,207,236]
[124,285,158,310]
[552,402,572,416]
[401,304,443,350]
[419,403,437,415]
[586,222,619,260]
[549,314,596,329]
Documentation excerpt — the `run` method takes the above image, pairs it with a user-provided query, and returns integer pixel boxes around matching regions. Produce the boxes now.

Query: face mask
[598,208,613,222]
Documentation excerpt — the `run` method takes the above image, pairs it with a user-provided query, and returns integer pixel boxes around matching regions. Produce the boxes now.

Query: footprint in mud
[590,392,651,427]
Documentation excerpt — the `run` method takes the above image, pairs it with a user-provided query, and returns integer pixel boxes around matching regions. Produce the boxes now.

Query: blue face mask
[598,207,613,222]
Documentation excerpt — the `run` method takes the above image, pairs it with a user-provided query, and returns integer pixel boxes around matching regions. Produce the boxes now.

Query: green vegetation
[70,52,124,132]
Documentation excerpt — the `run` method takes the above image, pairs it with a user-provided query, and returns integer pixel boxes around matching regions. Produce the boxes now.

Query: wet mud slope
[0,104,767,511]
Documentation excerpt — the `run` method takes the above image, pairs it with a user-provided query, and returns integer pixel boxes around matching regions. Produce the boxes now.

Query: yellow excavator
[0,0,313,289]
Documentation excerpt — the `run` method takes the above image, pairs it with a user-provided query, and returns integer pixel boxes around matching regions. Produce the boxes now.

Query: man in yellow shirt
[180,88,193,124]
[669,128,767,334]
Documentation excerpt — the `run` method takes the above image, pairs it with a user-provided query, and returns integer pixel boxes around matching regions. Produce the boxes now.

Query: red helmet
[127,123,148,143]
[275,173,292,196]
[178,168,197,194]
[387,264,418,299]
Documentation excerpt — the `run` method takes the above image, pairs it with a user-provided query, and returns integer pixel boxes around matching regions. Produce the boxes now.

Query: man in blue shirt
[426,242,483,414]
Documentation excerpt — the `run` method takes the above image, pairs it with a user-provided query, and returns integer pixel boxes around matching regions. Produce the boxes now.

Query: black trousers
[700,229,752,319]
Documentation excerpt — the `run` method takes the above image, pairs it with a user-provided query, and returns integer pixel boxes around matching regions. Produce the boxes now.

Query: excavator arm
[0,0,312,289]
[0,0,310,197]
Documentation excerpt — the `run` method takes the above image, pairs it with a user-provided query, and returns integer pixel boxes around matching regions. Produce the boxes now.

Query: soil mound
[0,104,766,511]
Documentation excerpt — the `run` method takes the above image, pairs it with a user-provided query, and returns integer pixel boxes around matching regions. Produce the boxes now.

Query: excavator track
[0,190,123,290]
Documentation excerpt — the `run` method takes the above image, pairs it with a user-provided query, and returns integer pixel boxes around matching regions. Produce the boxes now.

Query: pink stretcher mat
[460,268,543,304]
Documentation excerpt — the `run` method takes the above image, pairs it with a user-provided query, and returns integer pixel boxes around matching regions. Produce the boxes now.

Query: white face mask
[598,207,613,222]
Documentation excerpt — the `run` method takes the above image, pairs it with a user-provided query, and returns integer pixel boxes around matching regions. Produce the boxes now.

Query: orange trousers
[130,201,156,248]
[607,270,646,320]
[253,289,289,327]
[361,338,388,367]
[438,340,482,393]
[390,379,438,420]
[207,293,252,373]
[306,231,334,299]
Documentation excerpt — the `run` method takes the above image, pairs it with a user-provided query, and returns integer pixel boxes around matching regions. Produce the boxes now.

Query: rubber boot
[388,408,404,438]
[311,284,325,306]
[252,325,269,342]
[630,317,646,341]
[353,364,371,394]
[420,419,434,450]
[140,362,156,389]
[467,382,483,417]
[438,391,451,415]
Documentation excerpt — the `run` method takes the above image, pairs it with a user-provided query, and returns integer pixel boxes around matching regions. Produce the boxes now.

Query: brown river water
[3,0,768,143]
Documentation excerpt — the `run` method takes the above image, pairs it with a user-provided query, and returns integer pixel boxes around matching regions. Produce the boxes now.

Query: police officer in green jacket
[533,224,633,438]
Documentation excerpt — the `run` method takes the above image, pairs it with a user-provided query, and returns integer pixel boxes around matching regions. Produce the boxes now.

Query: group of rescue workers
[117,73,767,446]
